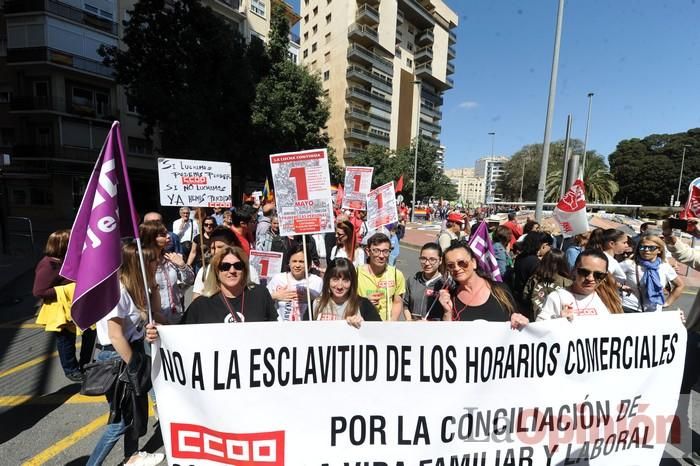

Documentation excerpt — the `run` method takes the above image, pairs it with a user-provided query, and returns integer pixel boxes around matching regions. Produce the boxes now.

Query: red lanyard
[219,290,245,323]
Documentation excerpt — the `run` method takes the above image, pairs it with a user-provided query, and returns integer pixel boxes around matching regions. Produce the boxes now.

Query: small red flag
[336,184,345,207]
[681,185,700,219]
[395,175,404,193]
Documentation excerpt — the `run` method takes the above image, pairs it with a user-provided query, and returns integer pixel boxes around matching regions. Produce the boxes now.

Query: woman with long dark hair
[310,258,380,326]
[87,244,163,466]
[267,244,323,321]
[436,243,528,327]
[587,228,628,285]
[511,231,554,312]
[522,249,572,320]
[328,220,364,266]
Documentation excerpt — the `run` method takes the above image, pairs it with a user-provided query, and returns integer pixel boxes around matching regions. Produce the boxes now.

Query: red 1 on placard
[353,174,361,192]
[376,192,384,209]
[259,258,270,277]
[289,167,309,201]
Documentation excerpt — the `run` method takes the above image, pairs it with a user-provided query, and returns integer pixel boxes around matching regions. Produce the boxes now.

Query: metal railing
[356,4,380,23]
[7,47,114,79]
[347,43,393,74]
[5,0,119,35]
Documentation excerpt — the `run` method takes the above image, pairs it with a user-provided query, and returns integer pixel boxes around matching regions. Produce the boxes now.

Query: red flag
[681,185,700,219]
[552,179,588,238]
[336,184,345,207]
[395,175,404,192]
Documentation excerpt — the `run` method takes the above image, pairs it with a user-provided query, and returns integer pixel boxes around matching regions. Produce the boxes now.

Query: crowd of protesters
[31,196,700,465]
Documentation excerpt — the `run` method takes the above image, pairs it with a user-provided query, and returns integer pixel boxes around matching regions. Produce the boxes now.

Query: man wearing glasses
[357,233,406,321]
[402,242,445,321]
[537,249,621,320]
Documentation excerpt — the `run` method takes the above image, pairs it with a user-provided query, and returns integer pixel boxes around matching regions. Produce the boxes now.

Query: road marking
[21,412,110,466]
[21,402,157,466]
[0,323,43,329]
[0,343,81,380]
[0,393,105,407]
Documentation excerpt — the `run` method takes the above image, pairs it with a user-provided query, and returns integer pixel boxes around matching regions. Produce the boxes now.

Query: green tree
[99,0,257,165]
[609,129,700,205]
[267,2,290,65]
[545,154,618,203]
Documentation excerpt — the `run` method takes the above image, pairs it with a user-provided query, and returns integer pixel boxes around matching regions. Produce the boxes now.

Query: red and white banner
[366,181,398,230]
[248,250,283,283]
[553,179,588,238]
[269,149,334,236]
[152,313,686,465]
[342,166,373,210]
[681,184,700,219]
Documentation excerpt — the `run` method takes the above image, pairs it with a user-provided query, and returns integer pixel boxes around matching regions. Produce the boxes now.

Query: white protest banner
[366,181,398,230]
[152,312,686,466]
[269,149,334,236]
[248,250,283,283]
[342,166,373,210]
[157,157,232,207]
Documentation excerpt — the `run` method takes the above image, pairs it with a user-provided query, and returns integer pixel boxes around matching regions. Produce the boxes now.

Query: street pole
[560,114,573,198]
[676,144,690,203]
[410,80,421,222]
[535,0,565,222]
[580,92,594,179]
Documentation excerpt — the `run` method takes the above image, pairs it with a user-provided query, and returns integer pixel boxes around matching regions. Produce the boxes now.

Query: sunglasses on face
[576,267,608,282]
[638,245,658,252]
[218,261,244,272]
[204,223,215,227]
[446,259,471,271]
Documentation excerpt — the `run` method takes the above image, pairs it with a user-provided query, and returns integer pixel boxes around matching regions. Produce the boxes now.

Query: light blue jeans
[86,349,138,466]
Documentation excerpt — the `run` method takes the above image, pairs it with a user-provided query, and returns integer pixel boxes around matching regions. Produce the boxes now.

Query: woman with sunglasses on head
[139,221,194,325]
[620,235,684,313]
[187,215,217,274]
[309,258,381,327]
[436,243,528,328]
[537,249,623,321]
[182,245,277,324]
[328,220,364,267]
[267,244,323,321]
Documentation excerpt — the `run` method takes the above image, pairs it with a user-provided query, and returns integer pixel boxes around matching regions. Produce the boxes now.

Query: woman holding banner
[267,244,323,321]
[437,243,527,328]
[309,258,381,326]
[139,221,194,324]
[87,243,164,466]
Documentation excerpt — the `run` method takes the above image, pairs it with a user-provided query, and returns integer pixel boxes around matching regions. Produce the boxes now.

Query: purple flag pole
[467,221,503,283]
[61,121,144,328]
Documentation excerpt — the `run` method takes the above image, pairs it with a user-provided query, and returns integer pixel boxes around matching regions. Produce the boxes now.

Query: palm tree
[546,154,618,203]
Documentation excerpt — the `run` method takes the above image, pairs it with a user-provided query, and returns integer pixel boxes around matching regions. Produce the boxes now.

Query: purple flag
[467,221,503,282]
[61,121,139,329]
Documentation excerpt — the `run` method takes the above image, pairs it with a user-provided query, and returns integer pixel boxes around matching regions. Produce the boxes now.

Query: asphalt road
[0,245,698,465]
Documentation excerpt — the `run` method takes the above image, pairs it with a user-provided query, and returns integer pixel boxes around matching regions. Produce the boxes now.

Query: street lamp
[676,144,691,203]
[580,92,594,178]
[410,80,421,223]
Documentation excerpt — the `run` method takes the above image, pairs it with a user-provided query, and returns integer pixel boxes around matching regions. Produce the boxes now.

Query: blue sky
[289,0,700,169]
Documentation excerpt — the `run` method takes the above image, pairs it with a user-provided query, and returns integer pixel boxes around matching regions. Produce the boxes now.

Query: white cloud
[459,100,479,109]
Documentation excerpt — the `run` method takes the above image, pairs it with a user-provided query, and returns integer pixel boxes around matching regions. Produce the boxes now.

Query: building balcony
[345,127,371,143]
[348,23,379,47]
[345,106,371,123]
[10,95,61,112]
[347,44,393,75]
[356,4,379,25]
[421,104,442,120]
[414,45,433,63]
[420,131,440,145]
[344,147,366,159]
[346,65,392,94]
[346,87,392,112]
[397,10,405,24]
[446,77,454,89]
[420,118,441,133]
[421,89,443,107]
[448,44,457,59]
[367,128,390,145]
[446,61,455,75]
[415,61,432,78]
[5,0,119,36]
[12,144,100,162]
[215,0,246,18]
[449,29,457,44]
[9,94,118,120]
[416,29,434,46]
[7,47,114,79]
[369,113,391,131]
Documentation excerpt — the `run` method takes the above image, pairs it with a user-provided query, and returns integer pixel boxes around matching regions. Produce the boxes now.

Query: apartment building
[475,155,508,203]
[298,0,457,164]
[0,0,297,226]
[444,167,484,207]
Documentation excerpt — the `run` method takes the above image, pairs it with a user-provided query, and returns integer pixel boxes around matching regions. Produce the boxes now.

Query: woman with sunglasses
[267,244,323,321]
[187,215,217,273]
[537,249,623,321]
[620,235,684,313]
[309,258,380,327]
[436,243,528,328]
[139,221,194,325]
[182,245,277,324]
[328,220,364,267]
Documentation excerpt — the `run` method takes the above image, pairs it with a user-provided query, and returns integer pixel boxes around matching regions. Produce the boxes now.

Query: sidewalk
[0,253,36,299]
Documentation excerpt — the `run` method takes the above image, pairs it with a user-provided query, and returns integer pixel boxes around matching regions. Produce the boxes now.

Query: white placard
[269,148,334,236]
[342,166,373,210]
[157,157,232,207]
[152,313,687,465]
[366,181,399,230]
[248,250,283,282]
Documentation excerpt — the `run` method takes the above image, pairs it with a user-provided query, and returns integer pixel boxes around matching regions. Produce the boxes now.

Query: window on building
[250,0,265,17]
[406,58,412,67]
[325,13,331,24]
[0,91,12,103]
[312,25,318,34]
[304,32,309,40]
[304,14,309,23]
[34,81,49,97]
[0,128,15,146]
[325,32,331,43]
[128,137,152,155]
[406,43,413,52]
[126,95,139,114]
[303,49,308,58]
[312,42,317,52]
[324,51,330,62]
[408,26,415,34]
[323,70,330,81]
[313,6,318,15]
[304,0,309,4]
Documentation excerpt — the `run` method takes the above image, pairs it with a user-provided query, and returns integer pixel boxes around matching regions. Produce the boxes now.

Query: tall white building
[475,155,508,203]
[444,167,484,207]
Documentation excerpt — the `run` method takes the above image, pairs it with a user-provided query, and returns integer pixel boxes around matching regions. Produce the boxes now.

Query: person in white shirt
[267,244,323,321]
[538,249,624,320]
[172,207,199,258]
[587,228,629,285]
[620,235,684,312]
[328,220,365,267]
